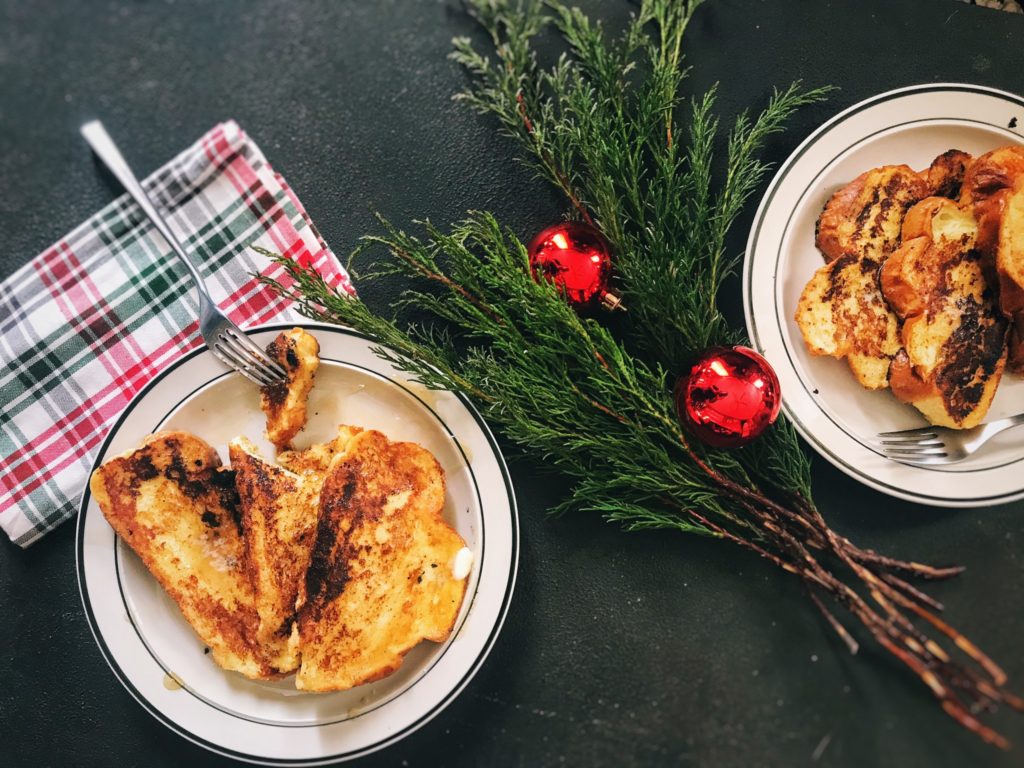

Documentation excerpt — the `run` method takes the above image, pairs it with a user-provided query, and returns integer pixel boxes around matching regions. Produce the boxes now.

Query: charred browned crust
[259,328,320,451]
[815,152,972,267]
[261,334,297,412]
[823,255,894,360]
[89,432,284,679]
[231,442,318,646]
[295,430,467,692]
[795,249,901,390]
[889,313,1007,426]
[934,291,1007,423]
[302,473,357,624]
[881,199,1008,427]
[926,149,972,199]
[961,146,1024,264]
[815,165,930,264]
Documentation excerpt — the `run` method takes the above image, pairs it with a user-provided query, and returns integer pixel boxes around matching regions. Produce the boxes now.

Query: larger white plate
[76,322,518,764]
[745,83,1024,507]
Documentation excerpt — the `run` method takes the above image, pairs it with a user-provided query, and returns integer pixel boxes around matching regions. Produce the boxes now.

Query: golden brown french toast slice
[816,162,935,264]
[960,146,1024,208]
[89,432,283,680]
[276,425,364,477]
[925,149,973,200]
[799,152,971,389]
[960,146,1024,262]
[795,253,901,389]
[260,328,320,450]
[996,183,1024,372]
[880,199,1007,428]
[229,437,320,672]
[270,425,366,623]
[295,429,470,692]
[815,152,970,264]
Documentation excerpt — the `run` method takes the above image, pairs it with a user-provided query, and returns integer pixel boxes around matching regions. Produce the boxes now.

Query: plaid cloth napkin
[0,121,353,548]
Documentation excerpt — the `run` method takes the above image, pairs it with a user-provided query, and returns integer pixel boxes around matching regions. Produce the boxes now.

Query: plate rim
[118,358,486,730]
[743,82,1024,508]
[75,320,520,764]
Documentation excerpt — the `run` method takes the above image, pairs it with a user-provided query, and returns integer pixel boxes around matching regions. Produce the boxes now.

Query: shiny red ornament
[675,346,782,448]
[527,221,622,310]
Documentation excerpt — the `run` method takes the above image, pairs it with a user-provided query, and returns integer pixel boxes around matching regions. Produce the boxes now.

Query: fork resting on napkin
[0,121,352,547]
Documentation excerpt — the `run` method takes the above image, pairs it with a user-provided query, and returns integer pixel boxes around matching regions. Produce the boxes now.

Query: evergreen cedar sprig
[452,0,824,504]
[257,0,1022,747]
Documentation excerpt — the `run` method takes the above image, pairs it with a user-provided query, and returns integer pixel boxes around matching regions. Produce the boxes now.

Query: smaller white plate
[76,323,518,764]
[744,84,1024,507]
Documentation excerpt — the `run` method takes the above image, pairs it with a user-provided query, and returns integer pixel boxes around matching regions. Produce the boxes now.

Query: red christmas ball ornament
[528,221,622,310]
[675,346,782,448]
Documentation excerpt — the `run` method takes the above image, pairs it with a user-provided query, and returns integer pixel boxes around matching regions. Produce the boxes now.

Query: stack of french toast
[796,145,1024,428]
[90,328,470,691]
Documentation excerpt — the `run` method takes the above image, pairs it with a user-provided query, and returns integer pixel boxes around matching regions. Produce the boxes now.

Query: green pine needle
[260,0,824,532]
[255,5,1024,743]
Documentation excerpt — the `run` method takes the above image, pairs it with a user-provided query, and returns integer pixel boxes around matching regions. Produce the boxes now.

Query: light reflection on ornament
[675,346,781,448]
[527,221,622,310]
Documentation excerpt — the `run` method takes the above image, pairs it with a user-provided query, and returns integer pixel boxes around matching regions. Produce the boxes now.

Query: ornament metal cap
[600,290,625,312]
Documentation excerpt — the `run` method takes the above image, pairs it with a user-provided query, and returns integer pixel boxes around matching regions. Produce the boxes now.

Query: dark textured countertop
[2,1,1024,766]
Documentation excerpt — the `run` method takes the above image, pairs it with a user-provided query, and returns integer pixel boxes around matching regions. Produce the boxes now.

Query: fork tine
[212,339,282,386]
[218,328,288,382]
[880,447,948,457]
[219,349,282,387]
[219,351,279,386]
[230,327,282,363]
[877,427,939,438]
[878,438,944,447]
[222,327,288,375]
[209,345,276,386]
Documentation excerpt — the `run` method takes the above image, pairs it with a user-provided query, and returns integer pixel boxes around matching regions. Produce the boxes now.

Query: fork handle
[80,121,210,306]
[979,411,1024,442]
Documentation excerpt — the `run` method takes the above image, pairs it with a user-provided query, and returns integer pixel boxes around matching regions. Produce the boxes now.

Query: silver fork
[80,120,286,387]
[876,413,1024,465]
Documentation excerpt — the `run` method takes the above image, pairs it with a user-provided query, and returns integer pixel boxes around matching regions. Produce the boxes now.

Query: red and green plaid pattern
[0,121,353,547]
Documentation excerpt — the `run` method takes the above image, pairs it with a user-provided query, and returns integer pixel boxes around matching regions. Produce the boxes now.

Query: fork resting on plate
[876,412,1024,465]
[80,120,286,387]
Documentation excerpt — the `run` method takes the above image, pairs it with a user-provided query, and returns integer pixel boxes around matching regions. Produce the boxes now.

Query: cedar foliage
[259,0,1022,746]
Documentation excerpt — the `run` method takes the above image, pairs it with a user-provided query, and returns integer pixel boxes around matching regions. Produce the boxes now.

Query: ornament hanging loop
[600,290,624,312]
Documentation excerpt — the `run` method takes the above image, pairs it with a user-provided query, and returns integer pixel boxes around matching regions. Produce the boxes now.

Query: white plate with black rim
[744,83,1024,508]
[76,321,518,765]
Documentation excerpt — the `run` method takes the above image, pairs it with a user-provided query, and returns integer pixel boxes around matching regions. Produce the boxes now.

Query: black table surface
[3,0,1024,766]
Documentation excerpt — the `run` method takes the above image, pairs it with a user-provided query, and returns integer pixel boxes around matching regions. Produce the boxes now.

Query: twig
[516,91,595,227]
